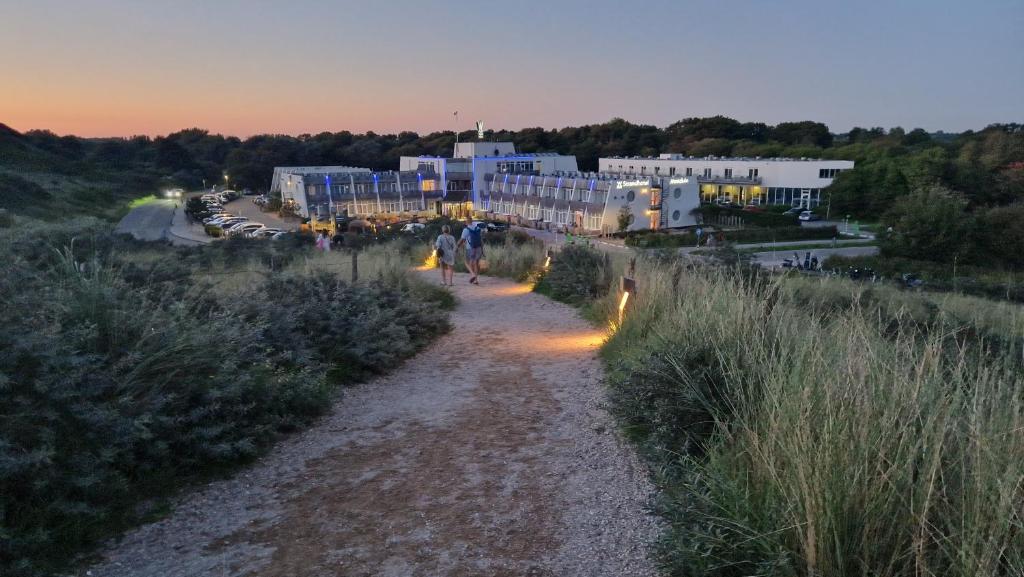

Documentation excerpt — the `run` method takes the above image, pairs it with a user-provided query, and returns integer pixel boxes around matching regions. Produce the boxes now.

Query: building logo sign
[616,179,650,189]
[668,178,690,185]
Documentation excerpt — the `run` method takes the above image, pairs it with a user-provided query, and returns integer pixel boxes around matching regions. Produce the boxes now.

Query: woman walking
[435,225,456,286]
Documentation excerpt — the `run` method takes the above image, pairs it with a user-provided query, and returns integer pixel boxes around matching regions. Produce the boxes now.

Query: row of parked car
[199,193,288,239]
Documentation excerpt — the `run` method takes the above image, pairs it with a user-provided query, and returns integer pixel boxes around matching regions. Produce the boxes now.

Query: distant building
[483,172,700,233]
[274,167,445,227]
[599,154,854,208]
[400,141,579,213]
[272,143,853,232]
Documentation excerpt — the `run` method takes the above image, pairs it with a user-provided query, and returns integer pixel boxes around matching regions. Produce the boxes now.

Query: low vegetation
[541,246,1023,576]
[0,217,452,576]
[626,225,839,248]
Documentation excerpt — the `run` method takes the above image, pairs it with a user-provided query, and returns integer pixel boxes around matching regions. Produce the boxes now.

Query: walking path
[81,272,659,577]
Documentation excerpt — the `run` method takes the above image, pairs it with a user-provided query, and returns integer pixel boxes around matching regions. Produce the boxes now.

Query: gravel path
[81,272,660,577]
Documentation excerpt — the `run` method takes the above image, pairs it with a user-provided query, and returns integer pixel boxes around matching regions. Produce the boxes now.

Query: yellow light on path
[618,291,630,323]
[544,255,551,269]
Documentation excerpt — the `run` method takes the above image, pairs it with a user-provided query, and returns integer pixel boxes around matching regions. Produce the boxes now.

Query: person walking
[435,224,456,286]
[315,231,325,252]
[457,219,484,284]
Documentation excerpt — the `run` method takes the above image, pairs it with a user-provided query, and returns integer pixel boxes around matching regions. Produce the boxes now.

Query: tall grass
[602,262,1024,576]
[0,220,452,576]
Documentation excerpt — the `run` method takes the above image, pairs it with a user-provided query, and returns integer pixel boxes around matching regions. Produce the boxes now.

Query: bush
[627,226,838,248]
[535,244,610,304]
[0,220,451,576]
[695,204,799,227]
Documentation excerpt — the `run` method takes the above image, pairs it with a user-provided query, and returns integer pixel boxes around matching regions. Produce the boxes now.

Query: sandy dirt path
[82,272,659,577]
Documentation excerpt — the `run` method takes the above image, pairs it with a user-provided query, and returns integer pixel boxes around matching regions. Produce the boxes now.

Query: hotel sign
[615,179,650,189]
[668,178,690,185]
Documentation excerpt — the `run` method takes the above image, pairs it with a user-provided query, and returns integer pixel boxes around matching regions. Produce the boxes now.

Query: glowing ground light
[618,291,630,323]
[544,256,551,269]
[417,252,438,271]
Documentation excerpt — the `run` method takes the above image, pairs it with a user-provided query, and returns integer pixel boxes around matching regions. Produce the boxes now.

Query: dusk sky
[2,0,1021,138]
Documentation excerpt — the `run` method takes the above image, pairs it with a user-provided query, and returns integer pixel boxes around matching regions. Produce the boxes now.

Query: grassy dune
[557,248,1024,576]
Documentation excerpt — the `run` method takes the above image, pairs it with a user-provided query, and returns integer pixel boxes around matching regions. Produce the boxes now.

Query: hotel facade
[599,154,854,208]
[273,142,853,234]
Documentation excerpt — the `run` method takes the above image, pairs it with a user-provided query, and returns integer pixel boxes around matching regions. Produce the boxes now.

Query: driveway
[114,199,175,241]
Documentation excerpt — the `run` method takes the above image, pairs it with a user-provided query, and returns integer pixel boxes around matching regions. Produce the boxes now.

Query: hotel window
[669,167,676,176]
[819,168,841,178]
[629,166,634,173]
[654,167,660,175]
[685,167,693,176]
[640,167,646,175]
[748,169,759,178]
[724,168,733,178]
[703,168,711,178]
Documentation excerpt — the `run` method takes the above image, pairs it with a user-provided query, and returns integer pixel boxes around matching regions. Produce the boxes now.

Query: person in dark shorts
[457,218,484,284]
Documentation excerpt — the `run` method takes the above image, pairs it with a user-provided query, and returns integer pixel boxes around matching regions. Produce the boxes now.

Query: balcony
[696,175,762,185]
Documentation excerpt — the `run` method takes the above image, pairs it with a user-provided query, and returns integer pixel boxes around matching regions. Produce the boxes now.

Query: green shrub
[535,244,610,304]
[627,226,838,248]
[695,204,799,227]
[0,221,451,576]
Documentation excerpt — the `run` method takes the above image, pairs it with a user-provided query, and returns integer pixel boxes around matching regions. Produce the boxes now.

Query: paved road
[114,199,175,241]
[752,245,879,268]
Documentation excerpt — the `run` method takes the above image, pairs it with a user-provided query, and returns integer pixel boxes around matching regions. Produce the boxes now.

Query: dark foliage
[535,244,608,304]
[0,220,449,576]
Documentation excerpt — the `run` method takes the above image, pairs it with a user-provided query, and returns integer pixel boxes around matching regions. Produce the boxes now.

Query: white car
[227,223,264,236]
[248,228,282,238]
[211,217,248,228]
[400,223,425,233]
[270,231,289,240]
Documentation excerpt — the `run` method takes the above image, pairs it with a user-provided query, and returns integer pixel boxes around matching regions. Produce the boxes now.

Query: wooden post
[351,249,359,282]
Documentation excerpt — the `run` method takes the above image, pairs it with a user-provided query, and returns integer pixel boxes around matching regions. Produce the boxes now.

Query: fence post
[351,249,359,282]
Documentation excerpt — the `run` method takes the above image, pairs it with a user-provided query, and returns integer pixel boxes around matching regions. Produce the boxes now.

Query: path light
[609,275,636,332]
[544,248,553,269]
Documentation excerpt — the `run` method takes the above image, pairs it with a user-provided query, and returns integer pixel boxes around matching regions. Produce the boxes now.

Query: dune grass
[595,260,1024,576]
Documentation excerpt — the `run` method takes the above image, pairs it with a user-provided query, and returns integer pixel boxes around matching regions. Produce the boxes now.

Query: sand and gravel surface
[80,271,660,577]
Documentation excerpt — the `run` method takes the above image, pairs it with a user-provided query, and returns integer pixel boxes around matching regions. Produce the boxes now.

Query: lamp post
[223,173,229,191]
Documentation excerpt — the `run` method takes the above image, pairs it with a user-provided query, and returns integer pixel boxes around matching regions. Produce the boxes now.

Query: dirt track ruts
[81,271,659,577]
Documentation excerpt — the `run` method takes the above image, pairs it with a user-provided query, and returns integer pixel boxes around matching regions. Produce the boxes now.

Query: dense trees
[2,118,1021,226]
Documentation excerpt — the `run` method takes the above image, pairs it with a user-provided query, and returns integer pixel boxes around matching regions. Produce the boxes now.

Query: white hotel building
[271,143,854,234]
[600,154,854,208]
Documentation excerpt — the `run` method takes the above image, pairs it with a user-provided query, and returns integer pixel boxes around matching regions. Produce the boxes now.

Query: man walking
[457,218,484,284]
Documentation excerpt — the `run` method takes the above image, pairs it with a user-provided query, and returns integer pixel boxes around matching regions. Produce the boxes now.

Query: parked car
[248,228,282,238]
[783,207,804,217]
[799,211,821,221]
[270,231,289,240]
[203,213,232,224]
[226,222,264,236]
[210,217,247,228]
[741,204,765,213]
[400,223,425,234]
[485,221,509,231]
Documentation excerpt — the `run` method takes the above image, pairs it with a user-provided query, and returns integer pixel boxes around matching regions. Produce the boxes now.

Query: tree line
[2,116,1021,227]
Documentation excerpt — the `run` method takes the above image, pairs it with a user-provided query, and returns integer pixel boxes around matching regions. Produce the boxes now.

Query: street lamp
[223,173,229,190]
